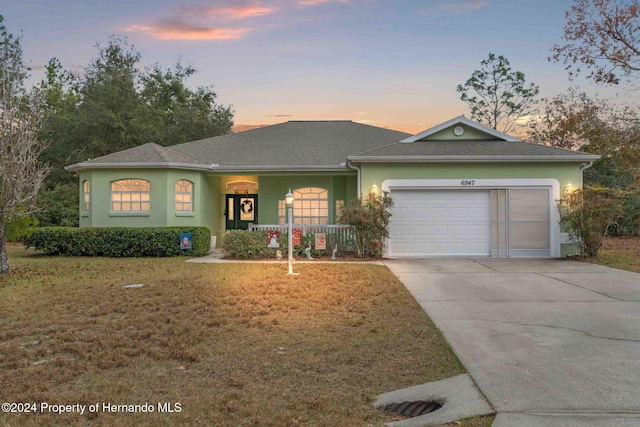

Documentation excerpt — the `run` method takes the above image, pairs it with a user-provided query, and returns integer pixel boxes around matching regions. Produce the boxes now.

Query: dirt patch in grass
[0,248,486,426]
[580,236,640,273]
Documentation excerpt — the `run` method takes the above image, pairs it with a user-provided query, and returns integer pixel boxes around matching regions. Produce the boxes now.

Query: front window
[111,179,150,212]
[83,180,90,212]
[278,187,328,224]
[175,180,193,212]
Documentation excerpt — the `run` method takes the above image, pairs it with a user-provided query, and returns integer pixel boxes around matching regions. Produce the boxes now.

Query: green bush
[222,230,274,259]
[340,191,393,258]
[24,226,211,257]
[559,186,626,257]
[222,229,357,259]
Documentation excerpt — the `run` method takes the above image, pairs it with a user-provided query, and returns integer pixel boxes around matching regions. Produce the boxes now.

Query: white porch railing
[248,223,353,244]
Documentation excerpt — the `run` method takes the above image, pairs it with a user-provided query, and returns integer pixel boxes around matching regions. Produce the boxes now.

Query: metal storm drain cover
[384,400,443,418]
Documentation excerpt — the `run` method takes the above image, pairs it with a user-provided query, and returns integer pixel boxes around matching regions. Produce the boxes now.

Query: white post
[285,189,297,275]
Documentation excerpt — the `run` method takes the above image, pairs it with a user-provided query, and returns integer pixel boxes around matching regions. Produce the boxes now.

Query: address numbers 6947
[460,180,475,186]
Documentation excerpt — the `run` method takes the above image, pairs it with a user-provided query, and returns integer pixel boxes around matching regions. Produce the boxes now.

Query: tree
[74,35,153,159]
[527,88,608,150]
[552,0,640,87]
[528,88,640,168]
[0,16,50,273]
[140,61,234,146]
[457,53,540,134]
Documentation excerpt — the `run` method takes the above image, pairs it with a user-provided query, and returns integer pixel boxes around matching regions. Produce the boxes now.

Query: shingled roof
[347,139,600,162]
[348,116,599,162]
[66,118,599,172]
[74,143,203,167]
[66,121,411,172]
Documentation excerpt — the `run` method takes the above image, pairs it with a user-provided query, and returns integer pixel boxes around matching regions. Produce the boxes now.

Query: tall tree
[0,16,50,273]
[140,61,234,146]
[73,35,152,159]
[552,0,640,87]
[457,53,540,134]
[527,88,606,150]
[528,88,640,167]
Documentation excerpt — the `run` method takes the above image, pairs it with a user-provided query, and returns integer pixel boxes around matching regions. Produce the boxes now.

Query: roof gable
[400,116,521,143]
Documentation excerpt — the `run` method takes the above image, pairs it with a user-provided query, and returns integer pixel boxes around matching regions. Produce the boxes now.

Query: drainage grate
[384,400,443,418]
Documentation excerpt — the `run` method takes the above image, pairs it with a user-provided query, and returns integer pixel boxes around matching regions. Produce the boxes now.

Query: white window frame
[111,179,151,212]
[278,187,329,225]
[175,180,193,213]
[83,180,90,213]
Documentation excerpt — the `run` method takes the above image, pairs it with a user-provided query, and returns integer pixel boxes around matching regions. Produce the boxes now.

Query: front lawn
[584,236,640,273]
[0,248,492,426]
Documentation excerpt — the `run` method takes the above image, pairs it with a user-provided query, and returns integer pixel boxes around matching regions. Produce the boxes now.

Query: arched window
[278,187,328,224]
[175,180,193,212]
[111,179,150,212]
[83,180,91,212]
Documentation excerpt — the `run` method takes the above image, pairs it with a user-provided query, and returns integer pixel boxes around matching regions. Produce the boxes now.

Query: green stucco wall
[426,125,495,140]
[78,169,208,229]
[360,162,584,196]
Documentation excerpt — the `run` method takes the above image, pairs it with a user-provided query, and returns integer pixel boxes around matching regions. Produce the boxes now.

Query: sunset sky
[2,0,631,134]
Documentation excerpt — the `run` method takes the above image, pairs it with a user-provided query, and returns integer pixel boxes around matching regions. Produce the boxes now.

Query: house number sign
[460,180,476,186]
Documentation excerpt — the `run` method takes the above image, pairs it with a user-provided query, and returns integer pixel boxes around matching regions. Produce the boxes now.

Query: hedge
[24,227,211,257]
[222,229,356,259]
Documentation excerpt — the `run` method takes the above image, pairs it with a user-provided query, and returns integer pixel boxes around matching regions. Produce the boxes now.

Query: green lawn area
[0,247,494,427]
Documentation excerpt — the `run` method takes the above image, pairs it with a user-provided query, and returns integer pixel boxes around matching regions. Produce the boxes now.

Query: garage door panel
[390,190,491,257]
[431,208,448,218]
[411,225,428,235]
[393,225,409,236]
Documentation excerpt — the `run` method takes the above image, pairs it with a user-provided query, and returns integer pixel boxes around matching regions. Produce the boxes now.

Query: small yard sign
[292,228,302,246]
[180,233,193,250]
[315,233,326,250]
[268,230,280,248]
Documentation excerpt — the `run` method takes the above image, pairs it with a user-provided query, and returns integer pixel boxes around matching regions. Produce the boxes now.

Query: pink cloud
[125,0,350,41]
[178,3,277,20]
[126,19,252,40]
[125,2,278,41]
[294,0,349,6]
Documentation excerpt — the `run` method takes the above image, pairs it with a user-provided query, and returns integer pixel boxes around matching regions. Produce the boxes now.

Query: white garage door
[389,190,491,257]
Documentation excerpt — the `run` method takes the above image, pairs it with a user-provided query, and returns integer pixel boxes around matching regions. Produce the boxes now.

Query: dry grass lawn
[586,236,640,273]
[0,247,494,427]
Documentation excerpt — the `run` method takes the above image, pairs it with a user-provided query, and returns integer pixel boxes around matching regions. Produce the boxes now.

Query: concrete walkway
[384,258,640,426]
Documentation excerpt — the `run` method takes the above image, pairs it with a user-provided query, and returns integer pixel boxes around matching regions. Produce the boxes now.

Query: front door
[225,194,258,230]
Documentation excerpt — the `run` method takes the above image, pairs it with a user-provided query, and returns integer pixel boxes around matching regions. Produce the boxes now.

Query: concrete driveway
[384,258,640,426]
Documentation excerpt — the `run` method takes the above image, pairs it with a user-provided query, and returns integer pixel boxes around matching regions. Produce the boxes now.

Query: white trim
[382,179,561,258]
[348,154,600,162]
[399,116,521,143]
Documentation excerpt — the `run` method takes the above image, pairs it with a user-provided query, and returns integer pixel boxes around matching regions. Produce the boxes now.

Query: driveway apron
[384,258,640,426]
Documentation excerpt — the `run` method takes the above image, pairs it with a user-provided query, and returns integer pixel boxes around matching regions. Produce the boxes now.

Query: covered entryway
[389,189,491,257]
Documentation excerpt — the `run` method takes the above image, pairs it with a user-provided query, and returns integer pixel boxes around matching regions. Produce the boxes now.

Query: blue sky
[2,0,629,134]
